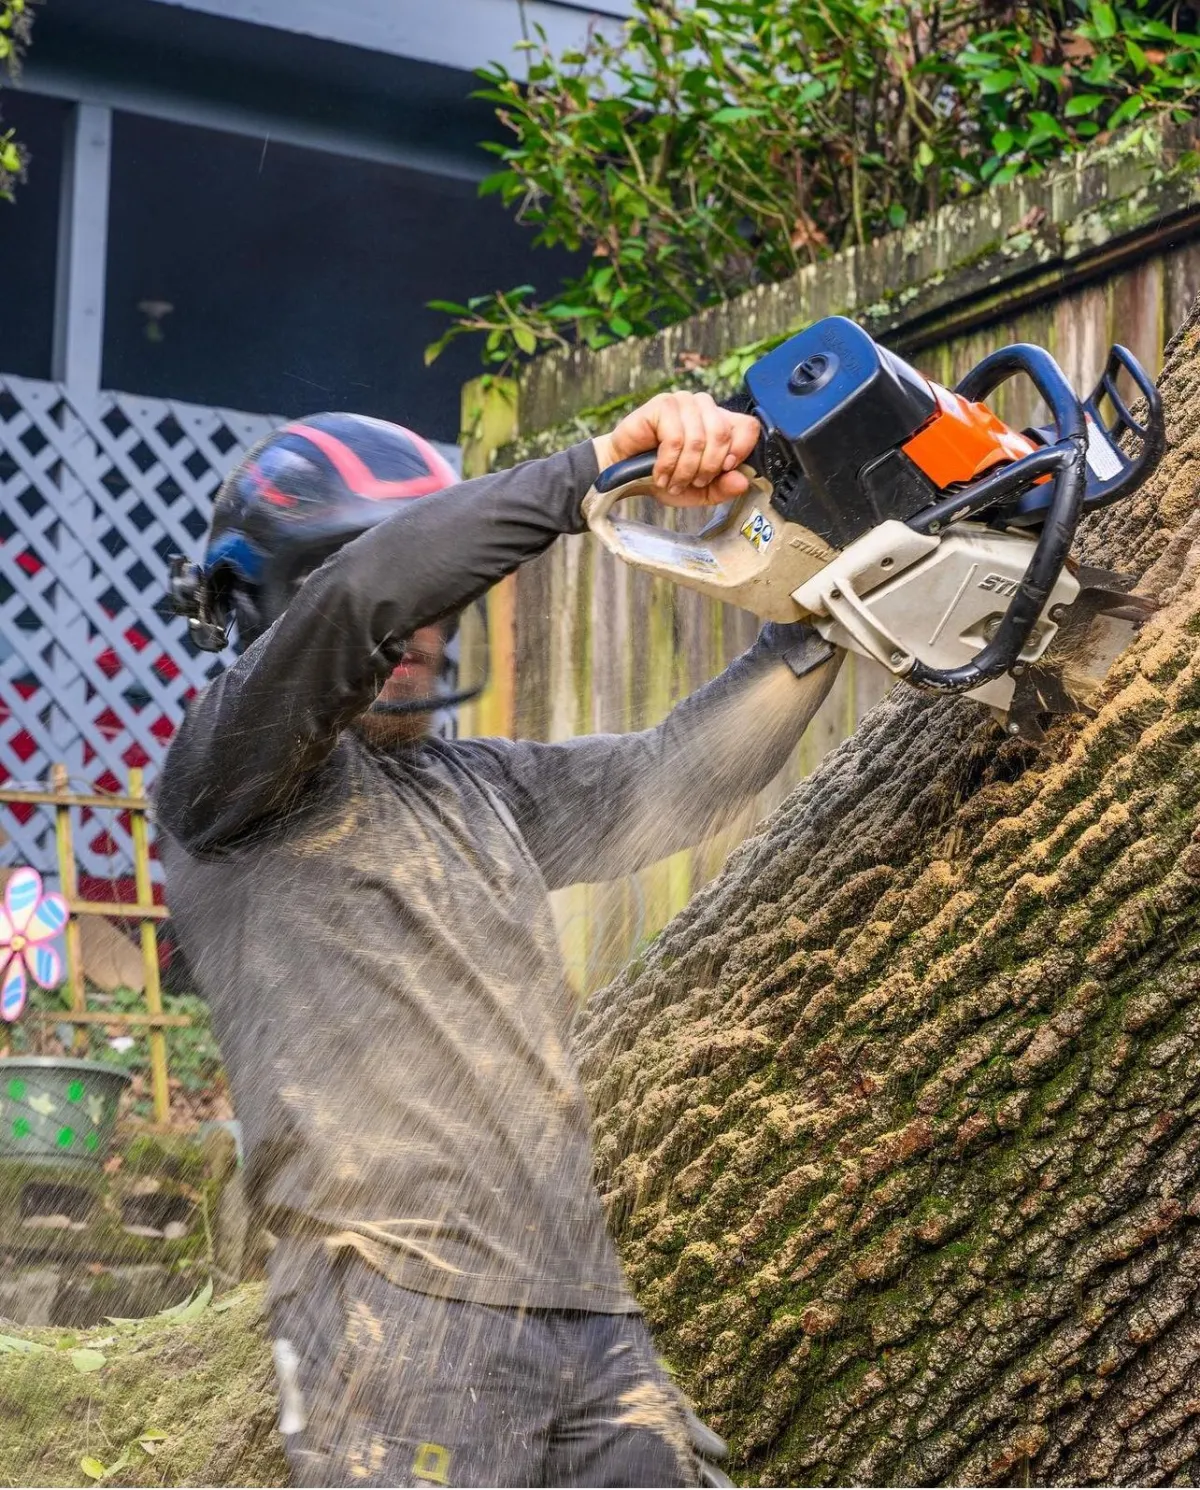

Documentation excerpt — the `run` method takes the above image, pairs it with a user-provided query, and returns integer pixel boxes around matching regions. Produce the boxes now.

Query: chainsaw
[583,316,1165,738]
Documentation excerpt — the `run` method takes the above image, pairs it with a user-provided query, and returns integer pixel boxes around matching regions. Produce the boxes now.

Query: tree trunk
[577,298,1200,1487]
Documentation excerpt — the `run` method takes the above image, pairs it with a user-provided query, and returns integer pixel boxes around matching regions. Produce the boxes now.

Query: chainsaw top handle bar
[593,450,662,493]
[905,342,1088,695]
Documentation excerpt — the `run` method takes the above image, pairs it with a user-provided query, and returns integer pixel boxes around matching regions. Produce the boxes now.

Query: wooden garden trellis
[0,764,186,1124]
[0,375,282,1128]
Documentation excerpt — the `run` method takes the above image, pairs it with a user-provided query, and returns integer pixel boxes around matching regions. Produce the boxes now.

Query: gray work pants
[267,1241,709,1488]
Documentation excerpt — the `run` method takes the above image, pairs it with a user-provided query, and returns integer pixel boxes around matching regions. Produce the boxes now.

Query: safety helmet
[171,413,459,650]
[169,414,484,716]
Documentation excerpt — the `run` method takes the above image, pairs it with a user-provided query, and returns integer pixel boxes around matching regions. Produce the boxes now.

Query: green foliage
[0,0,38,202]
[960,0,1200,186]
[9,979,225,1112]
[429,0,1200,370]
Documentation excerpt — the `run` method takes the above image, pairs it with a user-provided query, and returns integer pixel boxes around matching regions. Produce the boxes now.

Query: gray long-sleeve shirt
[158,440,838,1310]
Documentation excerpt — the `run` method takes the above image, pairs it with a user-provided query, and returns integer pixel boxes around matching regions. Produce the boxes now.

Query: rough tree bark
[576,297,1200,1487]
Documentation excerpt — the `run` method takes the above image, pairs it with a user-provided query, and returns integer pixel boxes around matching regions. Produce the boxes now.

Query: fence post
[52,103,112,408]
[459,376,519,741]
[128,767,170,1125]
[51,763,88,1052]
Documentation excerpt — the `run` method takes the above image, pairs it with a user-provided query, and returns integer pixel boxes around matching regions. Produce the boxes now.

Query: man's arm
[458,624,841,891]
[157,390,764,856]
[158,441,600,854]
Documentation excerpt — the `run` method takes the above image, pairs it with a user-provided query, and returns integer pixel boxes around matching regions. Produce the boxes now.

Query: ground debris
[0,1284,284,1487]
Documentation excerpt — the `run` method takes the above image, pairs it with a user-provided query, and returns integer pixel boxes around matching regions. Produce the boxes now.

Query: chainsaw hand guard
[1008,342,1165,522]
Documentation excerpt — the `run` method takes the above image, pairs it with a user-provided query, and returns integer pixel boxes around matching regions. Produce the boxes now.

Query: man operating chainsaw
[158,392,841,1489]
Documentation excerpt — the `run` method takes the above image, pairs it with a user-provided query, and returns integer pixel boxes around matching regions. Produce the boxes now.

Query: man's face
[356,623,448,748]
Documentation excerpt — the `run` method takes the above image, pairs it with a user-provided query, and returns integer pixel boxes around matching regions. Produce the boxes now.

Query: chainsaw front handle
[903,342,1088,696]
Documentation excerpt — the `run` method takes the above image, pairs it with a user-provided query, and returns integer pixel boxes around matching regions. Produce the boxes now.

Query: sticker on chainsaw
[610,521,722,574]
[740,509,775,551]
[1084,416,1124,483]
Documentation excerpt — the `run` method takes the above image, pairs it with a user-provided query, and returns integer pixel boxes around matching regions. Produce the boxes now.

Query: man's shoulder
[418,735,533,803]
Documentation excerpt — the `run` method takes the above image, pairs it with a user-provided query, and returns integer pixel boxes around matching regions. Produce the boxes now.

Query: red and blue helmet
[171,413,458,651]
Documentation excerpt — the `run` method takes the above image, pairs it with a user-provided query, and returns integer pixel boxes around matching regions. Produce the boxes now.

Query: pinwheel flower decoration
[0,867,68,1023]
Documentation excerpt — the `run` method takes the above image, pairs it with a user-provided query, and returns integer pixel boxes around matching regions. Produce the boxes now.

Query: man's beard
[355,640,443,748]
[355,706,432,748]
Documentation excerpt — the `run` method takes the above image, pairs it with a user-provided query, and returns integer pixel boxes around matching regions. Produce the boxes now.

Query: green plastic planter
[0,1058,130,1167]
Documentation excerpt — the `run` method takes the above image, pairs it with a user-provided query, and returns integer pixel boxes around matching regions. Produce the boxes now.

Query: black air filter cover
[745,317,939,548]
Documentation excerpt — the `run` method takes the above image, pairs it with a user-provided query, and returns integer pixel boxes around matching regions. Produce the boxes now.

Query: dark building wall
[0,93,69,383]
[0,92,583,444]
[101,112,580,442]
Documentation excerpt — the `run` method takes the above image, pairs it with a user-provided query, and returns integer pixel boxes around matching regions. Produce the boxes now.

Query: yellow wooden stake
[128,768,170,1125]
[51,764,88,1053]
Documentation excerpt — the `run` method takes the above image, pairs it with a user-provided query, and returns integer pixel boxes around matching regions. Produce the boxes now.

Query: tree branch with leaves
[0,0,39,202]
[428,0,1200,372]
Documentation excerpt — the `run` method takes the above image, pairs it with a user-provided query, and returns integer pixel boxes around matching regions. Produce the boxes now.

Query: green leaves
[70,1348,107,1373]
[0,1,37,87]
[1027,110,1071,144]
[157,1278,213,1322]
[428,0,1200,373]
[1092,2,1119,41]
[979,69,1018,96]
[1109,93,1147,127]
[0,1,39,201]
[708,105,764,124]
[77,1425,168,1483]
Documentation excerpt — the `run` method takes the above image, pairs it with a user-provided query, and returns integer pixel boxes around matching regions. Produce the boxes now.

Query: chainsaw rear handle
[588,455,747,548]
[583,456,810,620]
[902,342,1088,695]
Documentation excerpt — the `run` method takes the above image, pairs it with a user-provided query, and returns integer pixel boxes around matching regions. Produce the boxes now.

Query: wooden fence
[460,126,1200,994]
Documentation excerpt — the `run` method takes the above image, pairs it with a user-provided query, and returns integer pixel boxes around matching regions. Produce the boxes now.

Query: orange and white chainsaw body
[791,520,1078,712]
[583,316,1163,731]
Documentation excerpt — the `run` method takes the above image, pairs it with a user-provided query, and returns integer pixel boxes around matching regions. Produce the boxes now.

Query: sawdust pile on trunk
[576,295,1200,1488]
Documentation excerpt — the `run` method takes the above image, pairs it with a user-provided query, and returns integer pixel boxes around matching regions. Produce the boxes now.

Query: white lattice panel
[0,376,281,890]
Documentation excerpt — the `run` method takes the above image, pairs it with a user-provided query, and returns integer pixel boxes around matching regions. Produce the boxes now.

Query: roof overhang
[129,0,632,75]
[21,0,632,181]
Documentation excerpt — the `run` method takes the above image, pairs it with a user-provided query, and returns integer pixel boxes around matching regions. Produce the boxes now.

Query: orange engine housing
[902,380,1041,491]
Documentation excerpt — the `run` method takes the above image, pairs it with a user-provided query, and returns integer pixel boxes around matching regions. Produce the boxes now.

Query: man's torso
[162,732,634,1312]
